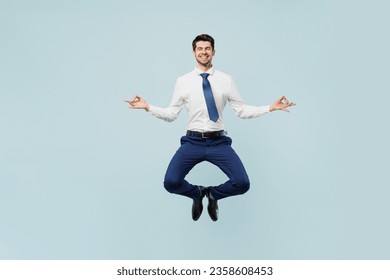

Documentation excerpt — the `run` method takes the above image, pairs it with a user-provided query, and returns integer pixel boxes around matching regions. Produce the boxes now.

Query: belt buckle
[201,132,209,138]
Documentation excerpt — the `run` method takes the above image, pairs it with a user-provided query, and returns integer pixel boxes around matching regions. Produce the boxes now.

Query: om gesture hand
[269,96,296,112]
[124,95,150,111]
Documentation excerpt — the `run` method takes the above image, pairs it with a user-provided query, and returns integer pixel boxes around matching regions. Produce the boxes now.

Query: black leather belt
[186,130,227,138]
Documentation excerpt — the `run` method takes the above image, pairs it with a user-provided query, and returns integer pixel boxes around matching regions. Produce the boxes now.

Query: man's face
[193,41,215,67]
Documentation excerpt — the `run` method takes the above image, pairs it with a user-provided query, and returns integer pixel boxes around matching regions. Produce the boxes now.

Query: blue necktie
[200,73,219,122]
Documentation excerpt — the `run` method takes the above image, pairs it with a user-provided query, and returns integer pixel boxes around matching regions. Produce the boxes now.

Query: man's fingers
[271,96,295,112]
[124,96,141,102]
[124,97,140,103]
[134,95,143,101]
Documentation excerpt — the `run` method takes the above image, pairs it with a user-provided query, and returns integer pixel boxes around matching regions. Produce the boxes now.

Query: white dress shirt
[148,66,270,132]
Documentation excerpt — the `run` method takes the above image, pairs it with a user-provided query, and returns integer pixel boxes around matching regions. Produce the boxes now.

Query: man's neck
[196,63,213,73]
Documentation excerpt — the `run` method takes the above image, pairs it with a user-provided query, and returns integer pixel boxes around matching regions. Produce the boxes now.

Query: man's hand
[269,96,296,112]
[124,95,150,112]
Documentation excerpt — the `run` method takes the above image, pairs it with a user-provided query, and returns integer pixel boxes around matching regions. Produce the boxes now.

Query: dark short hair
[192,34,215,51]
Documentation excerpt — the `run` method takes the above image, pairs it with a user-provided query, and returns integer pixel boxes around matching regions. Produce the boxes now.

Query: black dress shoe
[207,189,219,221]
[192,187,206,221]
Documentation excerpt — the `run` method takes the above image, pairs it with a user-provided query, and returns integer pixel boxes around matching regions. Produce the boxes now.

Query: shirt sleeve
[148,79,184,122]
[228,78,270,119]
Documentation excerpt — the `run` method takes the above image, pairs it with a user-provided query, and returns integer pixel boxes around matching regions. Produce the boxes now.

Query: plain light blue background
[1,0,389,259]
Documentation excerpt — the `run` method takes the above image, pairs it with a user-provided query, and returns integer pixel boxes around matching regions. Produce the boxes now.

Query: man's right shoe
[192,186,206,221]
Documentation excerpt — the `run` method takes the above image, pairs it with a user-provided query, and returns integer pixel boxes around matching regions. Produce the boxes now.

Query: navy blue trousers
[164,135,250,200]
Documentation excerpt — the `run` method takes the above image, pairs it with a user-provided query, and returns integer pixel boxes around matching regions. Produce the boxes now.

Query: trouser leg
[205,137,250,200]
[163,136,205,200]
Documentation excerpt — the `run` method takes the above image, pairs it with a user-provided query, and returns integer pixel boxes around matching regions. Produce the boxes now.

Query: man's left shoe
[206,189,219,221]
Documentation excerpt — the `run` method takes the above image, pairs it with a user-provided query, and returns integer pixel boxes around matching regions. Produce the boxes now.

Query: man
[124,34,295,222]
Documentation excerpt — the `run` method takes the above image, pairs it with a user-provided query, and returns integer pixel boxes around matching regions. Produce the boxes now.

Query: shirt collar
[194,66,215,76]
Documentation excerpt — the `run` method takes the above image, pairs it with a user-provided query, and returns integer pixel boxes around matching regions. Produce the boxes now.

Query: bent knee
[234,179,250,194]
[163,178,182,193]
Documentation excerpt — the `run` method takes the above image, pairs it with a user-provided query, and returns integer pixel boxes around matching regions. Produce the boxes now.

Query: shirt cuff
[260,105,271,114]
[148,105,157,113]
